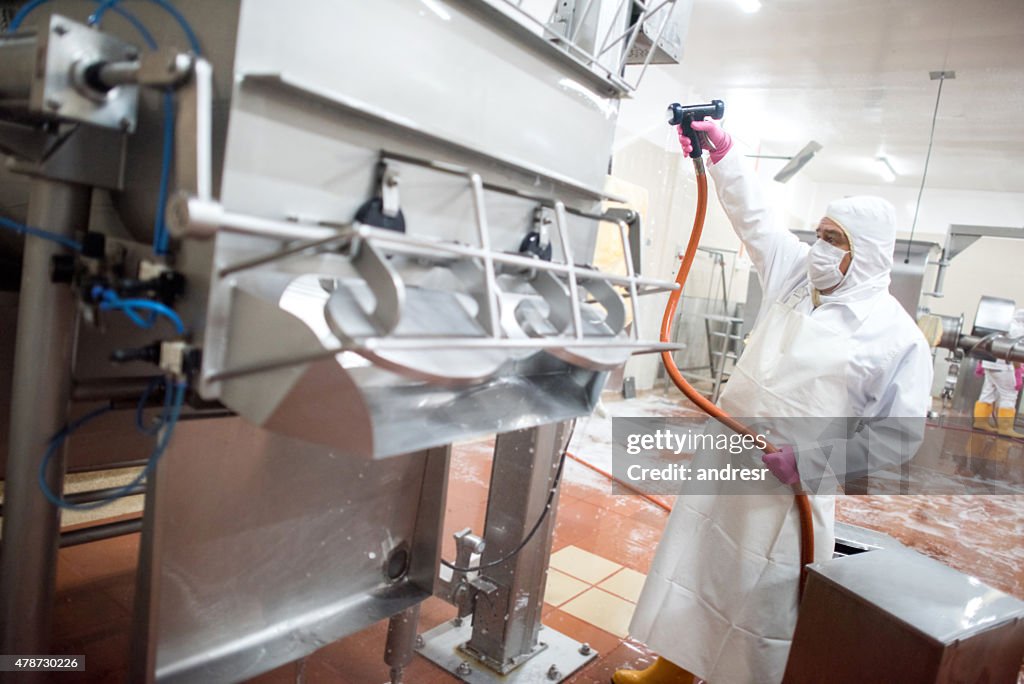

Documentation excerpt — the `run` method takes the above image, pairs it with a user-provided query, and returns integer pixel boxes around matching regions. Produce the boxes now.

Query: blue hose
[38,381,187,510]
[8,0,157,49]
[136,376,173,435]
[89,0,201,54]
[96,287,186,334]
[0,215,83,251]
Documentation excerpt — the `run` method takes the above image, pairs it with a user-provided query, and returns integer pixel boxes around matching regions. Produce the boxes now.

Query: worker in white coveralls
[614,119,934,684]
[973,307,1024,438]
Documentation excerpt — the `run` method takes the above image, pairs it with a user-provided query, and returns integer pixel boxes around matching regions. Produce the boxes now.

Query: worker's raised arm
[680,120,807,295]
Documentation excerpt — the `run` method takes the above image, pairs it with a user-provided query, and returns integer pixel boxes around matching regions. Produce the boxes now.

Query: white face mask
[807,239,849,291]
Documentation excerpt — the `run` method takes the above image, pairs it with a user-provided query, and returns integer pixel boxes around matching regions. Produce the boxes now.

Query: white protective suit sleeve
[706,151,809,306]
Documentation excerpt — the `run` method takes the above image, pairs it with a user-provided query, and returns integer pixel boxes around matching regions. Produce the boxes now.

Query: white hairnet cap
[822,196,897,302]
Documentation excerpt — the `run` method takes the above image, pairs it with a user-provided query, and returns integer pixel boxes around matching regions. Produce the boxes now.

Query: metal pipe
[957,334,1024,364]
[384,604,421,684]
[467,173,501,337]
[94,60,142,89]
[205,338,682,383]
[72,378,158,401]
[68,459,149,474]
[0,178,91,668]
[553,201,584,339]
[59,517,143,548]
[176,198,678,291]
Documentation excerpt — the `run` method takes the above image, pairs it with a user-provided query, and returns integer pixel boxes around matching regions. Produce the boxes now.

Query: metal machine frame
[0,2,691,682]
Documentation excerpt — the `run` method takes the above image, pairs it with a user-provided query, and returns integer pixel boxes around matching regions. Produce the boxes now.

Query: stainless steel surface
[928,223,1024,299]
[0,178,91,673]
[945,223,1024,262]
[461,423,570,672]
[1,3,677,681]
[787,548,1024,683]
[925,301,1023,414]
[176,199,674,292]
[625,0,693,66]
[418,619,597,684]
[134,417,450,683]
[95,50,194,90]
[5,123,128,191]
[956,334,1024,364]
[1,14,141,131]
[808,549,1024,640]
[473,0,687,93]
[971,294,1017,336]
[0,33,35,101]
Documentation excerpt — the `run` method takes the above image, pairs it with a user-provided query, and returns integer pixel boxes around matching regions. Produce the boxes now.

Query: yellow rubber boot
[974,402,995,431]
[996,407,1024,438]
[612,657,695,684]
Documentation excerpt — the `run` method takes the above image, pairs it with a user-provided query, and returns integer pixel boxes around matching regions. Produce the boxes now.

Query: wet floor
[46,391,1024,682]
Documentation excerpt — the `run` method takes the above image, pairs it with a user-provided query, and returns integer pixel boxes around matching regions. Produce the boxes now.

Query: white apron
[630,290,854,684]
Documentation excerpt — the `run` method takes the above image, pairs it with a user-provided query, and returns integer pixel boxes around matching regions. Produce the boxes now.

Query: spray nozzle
[666,100,725,159]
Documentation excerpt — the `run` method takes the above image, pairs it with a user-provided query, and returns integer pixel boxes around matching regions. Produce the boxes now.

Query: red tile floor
[45,395,1024,683]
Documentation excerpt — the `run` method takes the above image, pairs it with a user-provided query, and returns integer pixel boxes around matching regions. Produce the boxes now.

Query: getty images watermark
[611,415,1023,496]
[624,426,771,483]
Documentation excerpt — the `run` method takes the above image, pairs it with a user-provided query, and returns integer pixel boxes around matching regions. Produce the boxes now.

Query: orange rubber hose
[659,158,814,597]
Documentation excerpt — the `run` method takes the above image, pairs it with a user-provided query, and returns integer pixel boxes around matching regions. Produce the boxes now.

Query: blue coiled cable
[38,380,187,510]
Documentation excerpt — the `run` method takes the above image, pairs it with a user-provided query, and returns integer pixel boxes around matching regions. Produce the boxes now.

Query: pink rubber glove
[975,361,985,378]
[676,120,733,164]
[762,445,799,485]
[1016,365,1023,391]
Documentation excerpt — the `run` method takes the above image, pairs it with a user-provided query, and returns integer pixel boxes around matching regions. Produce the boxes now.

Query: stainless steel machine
[921,295,1024,424]
[0,1,691,682]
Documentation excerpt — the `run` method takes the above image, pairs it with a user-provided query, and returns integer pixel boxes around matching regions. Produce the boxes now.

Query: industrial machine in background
[917,225,1024,429]
[0,1,692,682]
[921,296,1024,426]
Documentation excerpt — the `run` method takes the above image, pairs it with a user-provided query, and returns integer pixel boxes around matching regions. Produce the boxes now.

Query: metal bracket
[601,206,642,275]
[0,15,140,131]
[441,528,489,618]
[346,236,406,336]
[381,164,401,218]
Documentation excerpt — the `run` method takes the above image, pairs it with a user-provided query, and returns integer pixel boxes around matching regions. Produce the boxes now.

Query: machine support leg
[417,421,596,682]
[464,420,571,671]
[384,604,421,684]
[0,178,90,677]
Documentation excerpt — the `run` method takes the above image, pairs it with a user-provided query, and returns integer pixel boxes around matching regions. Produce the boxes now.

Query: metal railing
[175,150,680,383]
[499,0,681,91]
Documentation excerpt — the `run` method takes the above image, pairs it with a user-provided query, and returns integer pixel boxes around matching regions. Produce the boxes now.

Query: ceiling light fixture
[746,141,823,183]
[876,156,897,183]
[737,0,762,13]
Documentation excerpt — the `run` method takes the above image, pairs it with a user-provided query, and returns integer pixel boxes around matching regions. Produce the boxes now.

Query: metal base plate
[417,620,597,683]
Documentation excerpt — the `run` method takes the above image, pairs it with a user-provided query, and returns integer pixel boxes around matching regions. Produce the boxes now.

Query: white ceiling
[618,0,1024,194]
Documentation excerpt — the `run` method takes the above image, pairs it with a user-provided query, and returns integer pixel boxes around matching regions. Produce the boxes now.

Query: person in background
[974,307,1024,438]
[613,118,933,684]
